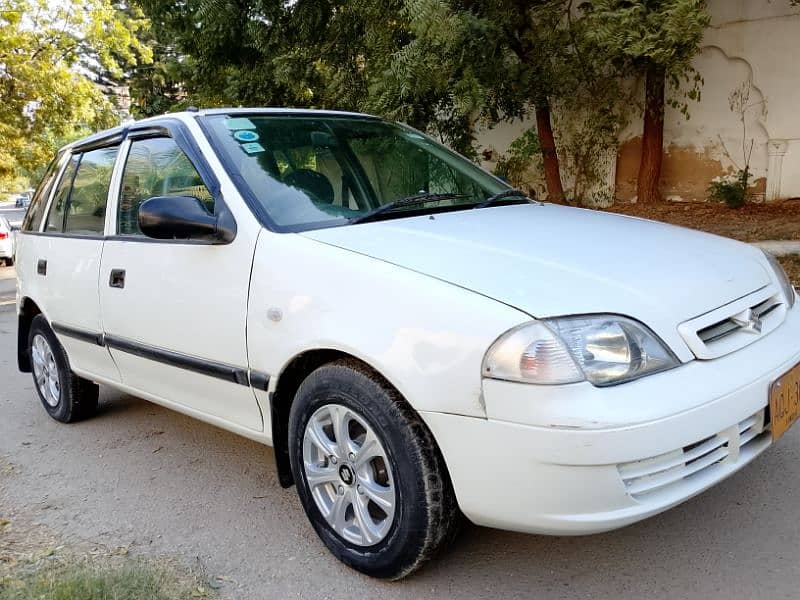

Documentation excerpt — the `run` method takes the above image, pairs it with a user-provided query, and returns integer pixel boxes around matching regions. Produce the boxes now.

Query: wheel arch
[270,348,434,490]
[17,297,43,372]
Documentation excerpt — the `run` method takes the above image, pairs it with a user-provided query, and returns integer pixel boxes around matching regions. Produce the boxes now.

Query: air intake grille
[678,287,787,360]
[618,409,768,500]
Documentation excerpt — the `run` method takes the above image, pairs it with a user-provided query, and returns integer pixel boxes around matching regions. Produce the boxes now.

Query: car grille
[618,409,770,500]
[678,286,787,360]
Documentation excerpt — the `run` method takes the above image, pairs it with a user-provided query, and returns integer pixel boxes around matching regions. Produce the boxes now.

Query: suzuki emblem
[732,308,762,334]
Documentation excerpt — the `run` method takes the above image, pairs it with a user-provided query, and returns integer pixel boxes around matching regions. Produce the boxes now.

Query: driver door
[99,123,263,431]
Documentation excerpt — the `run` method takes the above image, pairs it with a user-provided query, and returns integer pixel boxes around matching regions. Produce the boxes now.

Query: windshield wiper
[349,192,469,224]
[473,189,534,210]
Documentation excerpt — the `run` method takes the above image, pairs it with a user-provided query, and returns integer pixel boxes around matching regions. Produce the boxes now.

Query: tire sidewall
[29,316,71,421]
[288,365,431,578]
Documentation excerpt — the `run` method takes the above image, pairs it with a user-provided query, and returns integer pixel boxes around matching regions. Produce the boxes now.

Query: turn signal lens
[482,321,583,385]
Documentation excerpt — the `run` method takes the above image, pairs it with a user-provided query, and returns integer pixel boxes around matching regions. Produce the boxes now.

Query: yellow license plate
[770,362,800,441]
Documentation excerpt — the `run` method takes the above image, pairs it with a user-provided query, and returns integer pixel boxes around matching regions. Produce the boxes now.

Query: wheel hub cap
[302,404,396,547]
[31,334,60,408]
[338,464,355,485]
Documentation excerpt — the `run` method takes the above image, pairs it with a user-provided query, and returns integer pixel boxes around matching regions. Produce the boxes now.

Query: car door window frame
[107,119,235,245]
[35,131,126,239]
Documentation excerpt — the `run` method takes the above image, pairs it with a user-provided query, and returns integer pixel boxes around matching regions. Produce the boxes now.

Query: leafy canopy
[0,0,150,188]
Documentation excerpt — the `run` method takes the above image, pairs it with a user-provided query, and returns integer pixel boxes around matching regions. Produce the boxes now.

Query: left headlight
[483,315,679,387]
[762,249,795,309]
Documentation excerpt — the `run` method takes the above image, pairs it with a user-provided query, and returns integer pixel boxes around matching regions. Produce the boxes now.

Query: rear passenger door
[32,145,122,383]
[98,122,263,431]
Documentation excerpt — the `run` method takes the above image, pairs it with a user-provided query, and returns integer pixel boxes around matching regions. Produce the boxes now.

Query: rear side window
[64,146,119,235]
[45,156,79,233]
[22,153,64,232]
[118,137,212,236]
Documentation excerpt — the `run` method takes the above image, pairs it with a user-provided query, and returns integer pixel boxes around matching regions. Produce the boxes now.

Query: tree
[371,0,576,200]
[587,0,710,203]
[0,0,151,186]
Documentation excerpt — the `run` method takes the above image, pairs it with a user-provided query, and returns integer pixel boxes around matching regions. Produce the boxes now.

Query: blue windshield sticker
[225,117,256,130]
[233,130,259,143]
[241,142,265,154]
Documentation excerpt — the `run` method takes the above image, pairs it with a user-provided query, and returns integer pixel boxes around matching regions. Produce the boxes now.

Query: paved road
[2,283,800,598]
[0,200,27,227]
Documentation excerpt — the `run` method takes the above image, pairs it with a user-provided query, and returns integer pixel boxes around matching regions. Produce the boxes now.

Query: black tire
[288,359,460,579]
[28,314,99,423]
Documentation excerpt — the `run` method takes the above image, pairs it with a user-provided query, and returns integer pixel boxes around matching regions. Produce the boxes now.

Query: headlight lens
[762,250,795,309]
[483,316,679,387]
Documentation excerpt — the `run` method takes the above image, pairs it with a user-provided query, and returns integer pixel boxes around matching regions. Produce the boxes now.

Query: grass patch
[0,563,208,600]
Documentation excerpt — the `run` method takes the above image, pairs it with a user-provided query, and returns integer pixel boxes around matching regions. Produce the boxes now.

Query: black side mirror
[138,196,236,243]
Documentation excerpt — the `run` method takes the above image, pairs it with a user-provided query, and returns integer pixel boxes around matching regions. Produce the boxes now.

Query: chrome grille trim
[618,409,768,500]
[678,286,787,360]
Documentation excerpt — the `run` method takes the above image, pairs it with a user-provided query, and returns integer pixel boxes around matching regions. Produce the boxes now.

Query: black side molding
[51,323,103,346]
[249,371,270,391]
[104,334,250,386]
[51,323,267,389]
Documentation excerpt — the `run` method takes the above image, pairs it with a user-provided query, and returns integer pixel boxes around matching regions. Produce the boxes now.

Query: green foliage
[0,0,151,186]
[585,0,710,115]
[708,170,750,209]
[493,128,541,189]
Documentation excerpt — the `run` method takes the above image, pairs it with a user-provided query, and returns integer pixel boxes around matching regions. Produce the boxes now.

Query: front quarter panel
[247,231,529,418]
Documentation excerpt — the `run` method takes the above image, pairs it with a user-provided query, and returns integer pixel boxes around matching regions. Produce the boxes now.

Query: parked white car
[0,215,14,265]
[15,109,800,578]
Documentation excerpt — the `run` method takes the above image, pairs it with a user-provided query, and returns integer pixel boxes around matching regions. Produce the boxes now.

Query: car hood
[302,204,771,357]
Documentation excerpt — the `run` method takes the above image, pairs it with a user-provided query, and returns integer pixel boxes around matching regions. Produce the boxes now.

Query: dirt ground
[604,199,800,242]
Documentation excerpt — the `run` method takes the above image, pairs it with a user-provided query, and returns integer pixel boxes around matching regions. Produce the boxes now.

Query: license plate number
[769,362,800,441]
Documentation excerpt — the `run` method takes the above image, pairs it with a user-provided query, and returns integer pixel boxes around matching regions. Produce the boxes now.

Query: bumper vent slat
[618,409,769,500]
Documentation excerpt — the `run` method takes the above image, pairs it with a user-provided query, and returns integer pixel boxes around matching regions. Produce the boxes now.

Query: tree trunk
[535,103,565,203]
[637,62,666,203]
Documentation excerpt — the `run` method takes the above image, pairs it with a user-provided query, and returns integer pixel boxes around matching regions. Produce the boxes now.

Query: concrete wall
[476,1,800,203]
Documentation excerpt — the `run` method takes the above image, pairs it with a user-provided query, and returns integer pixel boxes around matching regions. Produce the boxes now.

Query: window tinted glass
[203,116,506,231]
[64,146,118,235]
[118,137,212,236]
[22,153,64,232]
[45,156,79,233]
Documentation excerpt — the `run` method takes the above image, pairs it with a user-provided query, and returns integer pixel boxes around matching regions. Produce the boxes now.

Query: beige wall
[476,1,800,203]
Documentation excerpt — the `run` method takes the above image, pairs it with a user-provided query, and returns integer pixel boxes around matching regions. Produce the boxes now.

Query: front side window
[64,146,119,235]
[118,137,212,236]
[22,152,64,232]
[45,156,79,233]
[203,115,508,231]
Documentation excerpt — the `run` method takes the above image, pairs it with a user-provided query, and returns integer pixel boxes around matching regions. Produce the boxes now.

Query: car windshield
[203,114,511,231]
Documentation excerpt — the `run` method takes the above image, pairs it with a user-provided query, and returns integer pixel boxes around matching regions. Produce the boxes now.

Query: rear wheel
[29,315,98,423]
[288,360,460,579]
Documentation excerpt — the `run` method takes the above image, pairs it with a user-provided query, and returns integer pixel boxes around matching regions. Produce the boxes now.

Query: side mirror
[138,196,235,244]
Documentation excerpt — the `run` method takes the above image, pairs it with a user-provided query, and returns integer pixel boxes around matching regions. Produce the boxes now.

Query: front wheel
[288,360,460,579]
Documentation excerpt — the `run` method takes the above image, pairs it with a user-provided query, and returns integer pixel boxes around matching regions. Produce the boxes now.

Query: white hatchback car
[15,109,800,578]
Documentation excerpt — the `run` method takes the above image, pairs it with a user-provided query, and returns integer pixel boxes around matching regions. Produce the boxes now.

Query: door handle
[37,259,46,276]
[109,269,126,289]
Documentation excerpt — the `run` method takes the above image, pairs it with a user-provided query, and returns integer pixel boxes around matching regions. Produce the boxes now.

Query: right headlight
[762,249,795,309]
[483,315,679,387]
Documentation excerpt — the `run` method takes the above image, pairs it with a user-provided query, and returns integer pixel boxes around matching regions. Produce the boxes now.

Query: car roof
[62,107,381,153]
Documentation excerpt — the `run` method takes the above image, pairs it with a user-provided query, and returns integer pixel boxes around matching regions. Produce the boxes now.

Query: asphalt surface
[0,199,27,228]
[2,268,800,598]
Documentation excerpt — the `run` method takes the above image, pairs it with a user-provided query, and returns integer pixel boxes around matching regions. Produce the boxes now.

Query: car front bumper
[422,305,800,535]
